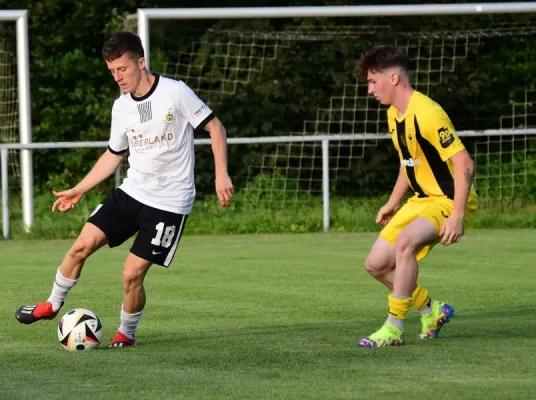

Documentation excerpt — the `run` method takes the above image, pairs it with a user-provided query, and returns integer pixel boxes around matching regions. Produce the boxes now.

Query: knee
[122,263,148,292]
[67,236,97,262]
[364,255,391,279]
[396,233,419,259]
[123,268,143,290]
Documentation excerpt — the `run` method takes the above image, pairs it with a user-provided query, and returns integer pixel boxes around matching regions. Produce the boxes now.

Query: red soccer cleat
[108,331,136,348]
[15,302,62,324]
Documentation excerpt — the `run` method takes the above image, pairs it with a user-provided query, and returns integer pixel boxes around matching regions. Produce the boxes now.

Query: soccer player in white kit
[15,32,234,347]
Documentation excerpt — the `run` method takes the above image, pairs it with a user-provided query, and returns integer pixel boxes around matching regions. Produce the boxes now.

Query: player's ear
[138,56,146,70]
[391,72,400,86]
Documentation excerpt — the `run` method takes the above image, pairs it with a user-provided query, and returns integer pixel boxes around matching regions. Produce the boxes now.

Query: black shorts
[87,188,188,267]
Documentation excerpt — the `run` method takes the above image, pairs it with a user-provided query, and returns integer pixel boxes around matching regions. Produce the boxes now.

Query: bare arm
[387,166,410,207]
[52,149,125,212]
[204,117,234,207]
[438,149,474,245]
[450,149,475,216]
[376,166,410,225]
[74,149,125,194]
[205,117,228,177]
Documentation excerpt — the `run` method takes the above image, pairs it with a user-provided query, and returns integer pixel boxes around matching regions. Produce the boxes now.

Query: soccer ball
[57,308,104,351]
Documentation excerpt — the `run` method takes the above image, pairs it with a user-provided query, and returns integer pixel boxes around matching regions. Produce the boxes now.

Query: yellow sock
[388,294,411,321]
[410,284,431,311]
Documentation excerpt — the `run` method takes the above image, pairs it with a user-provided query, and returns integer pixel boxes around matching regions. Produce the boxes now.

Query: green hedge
[4,189,535,240]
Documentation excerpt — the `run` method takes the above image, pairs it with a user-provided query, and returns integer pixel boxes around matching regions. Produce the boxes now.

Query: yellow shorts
[379,196,476,261]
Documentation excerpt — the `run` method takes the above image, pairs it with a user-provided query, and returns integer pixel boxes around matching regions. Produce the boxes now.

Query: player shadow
[149,308,535,347]
[98,307,536,350]
[130,319,373,347]
[439,308,536,340]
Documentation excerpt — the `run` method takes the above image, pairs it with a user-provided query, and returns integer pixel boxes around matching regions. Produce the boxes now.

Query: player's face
[367,70,396,105]
[106,53,145,93]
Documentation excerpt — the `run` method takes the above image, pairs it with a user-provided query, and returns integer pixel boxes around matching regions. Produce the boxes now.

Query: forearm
[208,120,228,176]
[387,167,410,206]
[74,150,124,193]
[453,158,474,215]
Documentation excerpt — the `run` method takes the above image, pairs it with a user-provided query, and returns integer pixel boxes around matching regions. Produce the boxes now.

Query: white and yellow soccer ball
[57,308,104,351]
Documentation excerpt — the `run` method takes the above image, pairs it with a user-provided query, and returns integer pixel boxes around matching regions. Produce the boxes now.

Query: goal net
[0,24,20,185]
[123,13,536,211]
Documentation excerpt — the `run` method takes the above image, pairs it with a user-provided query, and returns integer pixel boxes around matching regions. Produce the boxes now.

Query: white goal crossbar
[137,2,536,71]
[0,10,32,231]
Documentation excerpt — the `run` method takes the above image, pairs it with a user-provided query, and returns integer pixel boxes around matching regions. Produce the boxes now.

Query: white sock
[420,298,434,316]
[47,267,78,312]
[386,315,404,331]
[118,304,144,340]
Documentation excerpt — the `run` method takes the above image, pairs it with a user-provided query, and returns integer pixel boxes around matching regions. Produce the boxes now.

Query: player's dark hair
[102,32,144,62]
[357,45,410,79]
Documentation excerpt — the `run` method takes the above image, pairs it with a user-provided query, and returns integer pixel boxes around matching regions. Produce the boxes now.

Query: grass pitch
[1,230,535,399]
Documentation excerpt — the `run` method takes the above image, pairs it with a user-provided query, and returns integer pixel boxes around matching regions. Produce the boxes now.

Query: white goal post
[0,10,32,230]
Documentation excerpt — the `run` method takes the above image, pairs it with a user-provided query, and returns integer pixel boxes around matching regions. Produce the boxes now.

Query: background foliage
[0,0,535,237]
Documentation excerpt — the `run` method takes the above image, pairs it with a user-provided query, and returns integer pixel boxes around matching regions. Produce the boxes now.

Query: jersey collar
[130,73,160,102]
[394,90,417,122]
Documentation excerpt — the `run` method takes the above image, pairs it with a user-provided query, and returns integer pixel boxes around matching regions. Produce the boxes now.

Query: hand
[52,188,84,213]
[439,212,464,246]
[376,202,400,225]
[215,173,234,208]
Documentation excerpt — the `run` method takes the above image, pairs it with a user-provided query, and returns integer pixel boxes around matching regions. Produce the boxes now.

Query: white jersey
[108,74,213,214]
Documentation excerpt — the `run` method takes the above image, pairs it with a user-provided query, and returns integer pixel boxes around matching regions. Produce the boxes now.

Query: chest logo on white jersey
[164,107,175,124]
[129,132,175,152]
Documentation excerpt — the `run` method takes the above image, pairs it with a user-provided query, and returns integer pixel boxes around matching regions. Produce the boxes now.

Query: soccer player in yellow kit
[356,45,478,347]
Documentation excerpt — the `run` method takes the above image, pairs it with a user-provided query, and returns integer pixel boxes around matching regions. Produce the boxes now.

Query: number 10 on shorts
[151,222,176,248]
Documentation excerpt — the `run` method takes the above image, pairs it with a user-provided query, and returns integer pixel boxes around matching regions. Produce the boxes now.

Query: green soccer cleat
[357,322,405,348]
[418,301,454,340]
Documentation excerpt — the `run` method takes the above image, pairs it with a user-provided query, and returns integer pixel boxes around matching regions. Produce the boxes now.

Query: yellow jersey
[386,91,477,206]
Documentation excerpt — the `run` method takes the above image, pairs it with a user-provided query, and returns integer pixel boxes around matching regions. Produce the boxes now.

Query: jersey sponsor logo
[129,133,175,151]
[194,104,208,117]
[164,107,175,123]
[438,127,455,148]
[401,158,421,167]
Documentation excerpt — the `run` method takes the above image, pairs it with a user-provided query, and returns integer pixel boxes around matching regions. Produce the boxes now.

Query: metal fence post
[322,139,330,232]
[2,148,10,239]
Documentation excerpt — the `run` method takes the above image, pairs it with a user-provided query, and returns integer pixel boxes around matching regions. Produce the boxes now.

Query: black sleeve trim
[194,112,216,133]
[108,145,128,155]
